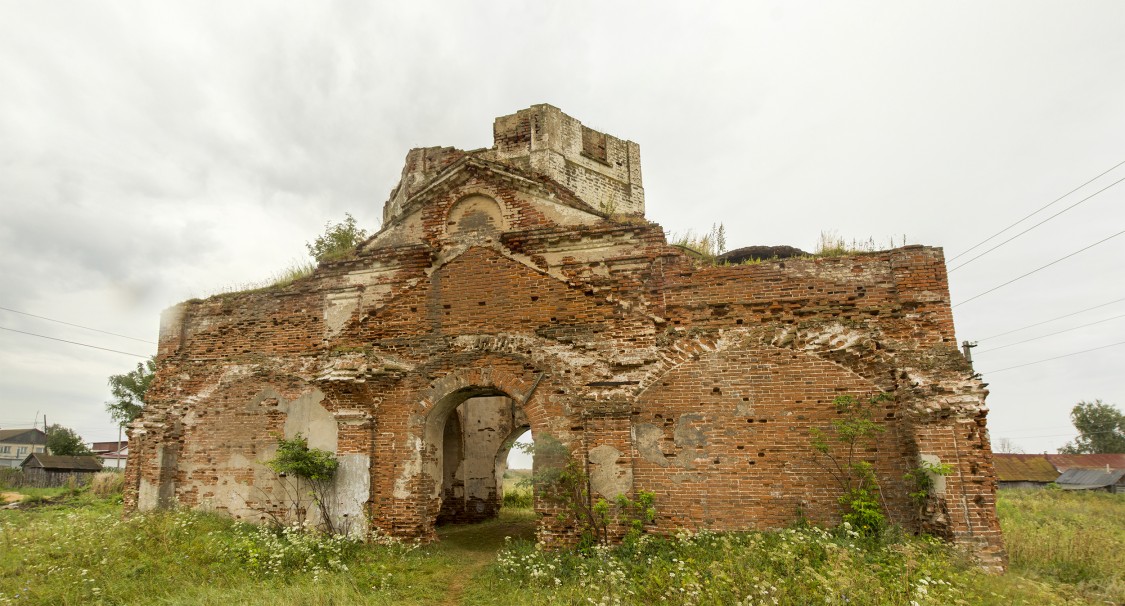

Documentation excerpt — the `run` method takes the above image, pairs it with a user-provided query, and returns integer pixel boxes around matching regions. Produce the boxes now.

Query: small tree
[522,436,656,548]
[1059,400,1125,454]
[810,393,889,536]
[266,434,340,533]
[306,213,368,263]
[995,437,1024,454]
[46,424,93,456]
[106,357,156,427]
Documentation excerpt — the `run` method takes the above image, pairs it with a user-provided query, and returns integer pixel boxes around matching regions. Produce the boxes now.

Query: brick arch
[635,325,902,399]
[418,363,544,419]
[633,333,725,396]
[372,351,578,541]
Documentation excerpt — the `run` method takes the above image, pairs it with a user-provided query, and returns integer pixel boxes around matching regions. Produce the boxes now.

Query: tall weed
[89,471,123,498]
[999,488,1124,599]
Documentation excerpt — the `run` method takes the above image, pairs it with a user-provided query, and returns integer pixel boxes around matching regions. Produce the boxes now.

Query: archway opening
[497,427,533,510]
[432,394,531,526]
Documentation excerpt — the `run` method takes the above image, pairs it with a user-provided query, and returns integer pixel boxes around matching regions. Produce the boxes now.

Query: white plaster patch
[634,423,670,468]
[588,444,632,499]
[277,389,336,452]
[919,453,948,495]
[393,435,424,499]
[136,445,165,511]
[324,290,360,337]
[331,454,371,538]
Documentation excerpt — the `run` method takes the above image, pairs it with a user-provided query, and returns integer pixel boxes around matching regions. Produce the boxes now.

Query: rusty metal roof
[992,454,1060,483]
[1046,453,1125,472]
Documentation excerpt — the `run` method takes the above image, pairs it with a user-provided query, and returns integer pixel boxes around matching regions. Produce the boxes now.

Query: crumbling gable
[125,104,1006,569]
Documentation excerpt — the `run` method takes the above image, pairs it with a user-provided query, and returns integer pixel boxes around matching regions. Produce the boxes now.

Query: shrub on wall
[265,434,340,534]
[810,393,890,536]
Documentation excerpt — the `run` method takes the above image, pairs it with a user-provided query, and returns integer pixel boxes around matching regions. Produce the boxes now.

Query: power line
[949,174,1125,272]
[0,326,151,358]
[980,339,1125,374]
[953,228,1125,308]
[0,305,156,344]
[998,432,1077,440]
[975,312,1125,353]
[949,159,1125,262]
[977,296,1125,341]
[999,429,1123,440]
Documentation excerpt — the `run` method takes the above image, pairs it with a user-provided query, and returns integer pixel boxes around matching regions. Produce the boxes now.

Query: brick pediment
[337,246,647,349]
[388,156,603,227]
[367,158,611,254]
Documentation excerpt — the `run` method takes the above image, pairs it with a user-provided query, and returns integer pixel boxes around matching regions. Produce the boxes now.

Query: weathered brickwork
[125,104,1006,569]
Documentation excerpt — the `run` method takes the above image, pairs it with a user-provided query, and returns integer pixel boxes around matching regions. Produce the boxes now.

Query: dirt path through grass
[433,510,537,606]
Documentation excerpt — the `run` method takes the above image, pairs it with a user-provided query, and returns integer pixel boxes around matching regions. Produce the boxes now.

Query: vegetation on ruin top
[198,213,368,300]
[811,230,902,258]
[668,227,908,267]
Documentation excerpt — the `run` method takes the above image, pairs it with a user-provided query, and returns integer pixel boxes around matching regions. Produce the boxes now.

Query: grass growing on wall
[207,259,317,298]
[0,486,1121,605]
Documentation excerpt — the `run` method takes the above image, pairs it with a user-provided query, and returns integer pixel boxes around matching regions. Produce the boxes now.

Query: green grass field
[0,484,1120,605]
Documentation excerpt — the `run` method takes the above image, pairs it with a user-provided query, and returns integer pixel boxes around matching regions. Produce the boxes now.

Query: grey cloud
[0,1,1123,452]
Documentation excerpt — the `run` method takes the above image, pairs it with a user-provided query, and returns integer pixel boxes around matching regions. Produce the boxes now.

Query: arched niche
[446,194,506,235]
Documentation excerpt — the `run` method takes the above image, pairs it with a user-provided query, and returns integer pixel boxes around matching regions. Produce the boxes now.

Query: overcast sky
[1,2,1123,461]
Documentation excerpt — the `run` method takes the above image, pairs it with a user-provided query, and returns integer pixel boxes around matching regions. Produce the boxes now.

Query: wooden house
[20,454,102,487]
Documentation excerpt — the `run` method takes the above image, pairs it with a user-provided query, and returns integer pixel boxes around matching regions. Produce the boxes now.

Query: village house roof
[1056,467,1125,490]
[0,428,48,444]
[20,454,102,471]
[991,454,1060,483]
[1046,453,1125,472]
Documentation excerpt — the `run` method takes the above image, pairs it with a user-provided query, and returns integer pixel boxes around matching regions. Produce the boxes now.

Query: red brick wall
[126,160,1003,569]
[633,346,912,530]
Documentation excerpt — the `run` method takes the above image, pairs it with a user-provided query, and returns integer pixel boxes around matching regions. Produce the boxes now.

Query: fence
[0,467,114,489]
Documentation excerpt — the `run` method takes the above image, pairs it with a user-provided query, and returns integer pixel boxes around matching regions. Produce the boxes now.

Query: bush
[503,484,533,509]
[810,394,889,537]
[306,213,368,263]
[265,434,340,533]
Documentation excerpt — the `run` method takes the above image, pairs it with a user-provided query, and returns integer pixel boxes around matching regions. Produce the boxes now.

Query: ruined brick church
[124,104,1005,567]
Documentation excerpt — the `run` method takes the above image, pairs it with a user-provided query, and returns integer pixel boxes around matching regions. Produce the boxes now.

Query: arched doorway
[424,389,531,526]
